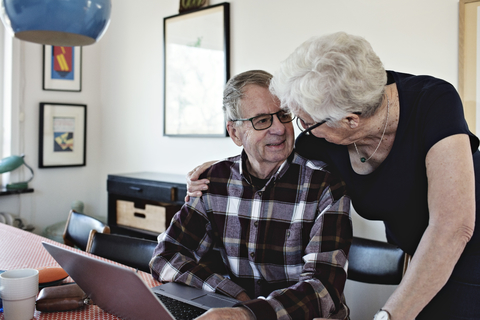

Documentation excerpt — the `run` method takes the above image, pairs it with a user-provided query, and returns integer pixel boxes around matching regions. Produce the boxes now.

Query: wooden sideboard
[107,172,187,240]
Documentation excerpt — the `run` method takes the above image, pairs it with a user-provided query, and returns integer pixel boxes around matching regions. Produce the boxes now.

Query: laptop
[42,242,239,320]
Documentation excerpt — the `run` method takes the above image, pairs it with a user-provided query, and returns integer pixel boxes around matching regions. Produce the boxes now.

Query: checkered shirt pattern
[151,151,352,319]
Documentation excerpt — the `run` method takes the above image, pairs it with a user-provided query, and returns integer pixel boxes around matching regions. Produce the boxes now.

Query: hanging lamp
[0,0,112,46]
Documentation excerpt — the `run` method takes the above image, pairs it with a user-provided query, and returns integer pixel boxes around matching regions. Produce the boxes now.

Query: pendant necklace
[353,94,390,163]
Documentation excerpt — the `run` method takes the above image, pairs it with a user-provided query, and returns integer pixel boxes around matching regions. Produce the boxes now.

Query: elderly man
[150,70,352,320]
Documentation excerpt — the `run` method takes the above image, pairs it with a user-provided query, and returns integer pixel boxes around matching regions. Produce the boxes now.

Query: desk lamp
[0,155,34,190]
[0,0,112,47]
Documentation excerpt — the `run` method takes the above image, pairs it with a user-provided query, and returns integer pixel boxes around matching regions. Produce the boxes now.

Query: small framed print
[39,103,87,168]
[43,45,82,92]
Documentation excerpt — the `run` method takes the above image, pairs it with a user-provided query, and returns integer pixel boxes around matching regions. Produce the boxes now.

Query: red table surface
[0,223,161,320]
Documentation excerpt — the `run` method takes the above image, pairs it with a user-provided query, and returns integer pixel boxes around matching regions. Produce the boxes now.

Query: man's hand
[195,307,254,320]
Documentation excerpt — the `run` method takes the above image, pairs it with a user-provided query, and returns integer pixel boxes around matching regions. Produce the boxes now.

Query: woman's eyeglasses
[296,112,361,136]
[231,110,295,131]
[296,117,328,136]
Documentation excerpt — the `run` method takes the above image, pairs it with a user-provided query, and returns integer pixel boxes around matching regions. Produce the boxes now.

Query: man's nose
[268,114,286,133]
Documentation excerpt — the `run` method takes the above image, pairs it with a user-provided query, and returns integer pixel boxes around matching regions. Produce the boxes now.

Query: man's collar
[239,150,295,187]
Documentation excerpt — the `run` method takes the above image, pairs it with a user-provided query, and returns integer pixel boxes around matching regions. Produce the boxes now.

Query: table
[0,223,161,320]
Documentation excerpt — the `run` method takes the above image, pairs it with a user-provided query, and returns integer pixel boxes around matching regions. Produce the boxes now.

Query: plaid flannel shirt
[150,151,352,319]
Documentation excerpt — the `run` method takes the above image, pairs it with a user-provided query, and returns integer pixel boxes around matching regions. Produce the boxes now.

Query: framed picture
[39,103,87,168]
[43,45,82,92]
[459,0,480,134]
[163,2,230,136]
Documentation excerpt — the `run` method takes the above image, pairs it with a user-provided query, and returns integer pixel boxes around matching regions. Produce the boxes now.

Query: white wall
[4,0,460,318]
[2,39,104,229]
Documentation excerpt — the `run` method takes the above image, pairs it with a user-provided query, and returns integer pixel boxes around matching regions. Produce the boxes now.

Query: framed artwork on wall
[459,0,480,134]
[43,45,82,92]
[163,2,230,137]
[39,103,87,168]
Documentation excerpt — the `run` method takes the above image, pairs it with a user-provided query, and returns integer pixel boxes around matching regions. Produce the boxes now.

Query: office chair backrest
[63,210,110,251]
[86,230,158,273]
[347,236,410,285]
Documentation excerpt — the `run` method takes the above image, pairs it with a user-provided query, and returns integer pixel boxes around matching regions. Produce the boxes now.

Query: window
[0,24,14,186]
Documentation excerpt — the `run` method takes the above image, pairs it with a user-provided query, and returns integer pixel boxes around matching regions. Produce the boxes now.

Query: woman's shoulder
[388,70,456,94]
[389,70,480,153]
[391,70,461,120]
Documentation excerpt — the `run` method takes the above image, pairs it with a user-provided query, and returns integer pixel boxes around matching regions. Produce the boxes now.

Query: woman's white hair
[270,32,387,125]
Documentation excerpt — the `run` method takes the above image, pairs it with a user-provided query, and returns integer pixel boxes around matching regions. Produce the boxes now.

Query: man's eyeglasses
[231,110,295,131]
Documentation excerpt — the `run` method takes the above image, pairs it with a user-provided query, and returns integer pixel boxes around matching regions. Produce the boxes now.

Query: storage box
[116,200,178,233]
[107,172,186,239]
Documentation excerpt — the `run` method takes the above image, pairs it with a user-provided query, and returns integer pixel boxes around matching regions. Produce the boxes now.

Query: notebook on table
[42,242,239,320]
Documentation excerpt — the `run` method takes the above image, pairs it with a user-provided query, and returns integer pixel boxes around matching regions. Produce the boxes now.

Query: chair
[85,230,158,273]
[347,236,411,285]
[63,210,110,251]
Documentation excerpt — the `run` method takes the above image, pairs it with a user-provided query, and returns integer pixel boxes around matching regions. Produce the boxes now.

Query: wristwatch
[373,309,391,320]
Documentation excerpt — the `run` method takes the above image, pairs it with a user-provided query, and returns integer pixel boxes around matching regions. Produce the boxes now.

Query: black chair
[85,230,158,273]
[347,236,410,285]
[63,210,110,251]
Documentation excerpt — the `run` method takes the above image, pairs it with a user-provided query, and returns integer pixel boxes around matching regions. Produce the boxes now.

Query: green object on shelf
[5,182,28,190]
[0,155,34,190]
[0,155,25,172]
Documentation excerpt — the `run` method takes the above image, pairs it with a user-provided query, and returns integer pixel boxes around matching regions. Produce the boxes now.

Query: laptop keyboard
[155,293,206,320]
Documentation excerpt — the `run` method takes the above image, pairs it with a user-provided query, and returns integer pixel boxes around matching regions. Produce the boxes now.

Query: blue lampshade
[0,0,112,46]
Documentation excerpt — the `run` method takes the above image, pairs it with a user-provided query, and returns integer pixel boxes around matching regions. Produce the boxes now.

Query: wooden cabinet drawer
[116,200,166,233]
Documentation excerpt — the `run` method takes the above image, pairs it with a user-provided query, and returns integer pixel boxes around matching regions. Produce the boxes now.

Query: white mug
[0,269,39,320]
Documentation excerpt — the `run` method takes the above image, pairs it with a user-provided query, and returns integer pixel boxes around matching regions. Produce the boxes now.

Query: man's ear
[227,122,243,147]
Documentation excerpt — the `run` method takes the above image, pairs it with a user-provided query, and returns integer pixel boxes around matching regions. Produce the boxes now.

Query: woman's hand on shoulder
[185,160,217,202]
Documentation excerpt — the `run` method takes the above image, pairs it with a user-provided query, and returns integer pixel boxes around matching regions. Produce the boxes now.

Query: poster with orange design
[52,46,73,80]
[43,45,82,91]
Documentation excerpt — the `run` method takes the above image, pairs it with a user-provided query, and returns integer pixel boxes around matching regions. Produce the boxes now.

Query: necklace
[353,94,390,163]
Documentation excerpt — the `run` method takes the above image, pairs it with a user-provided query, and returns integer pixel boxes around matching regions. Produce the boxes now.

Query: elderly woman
[187,32,480,320]
[270,32,480,320]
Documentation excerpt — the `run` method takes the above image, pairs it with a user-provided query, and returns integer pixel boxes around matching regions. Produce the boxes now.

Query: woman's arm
[185,160,217,201]
[382,134,475,319]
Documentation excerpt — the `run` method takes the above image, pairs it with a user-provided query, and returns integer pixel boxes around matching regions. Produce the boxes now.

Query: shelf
[0,188,34,196]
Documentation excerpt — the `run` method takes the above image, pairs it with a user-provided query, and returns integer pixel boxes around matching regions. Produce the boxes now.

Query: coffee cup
[0,269,39,320]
